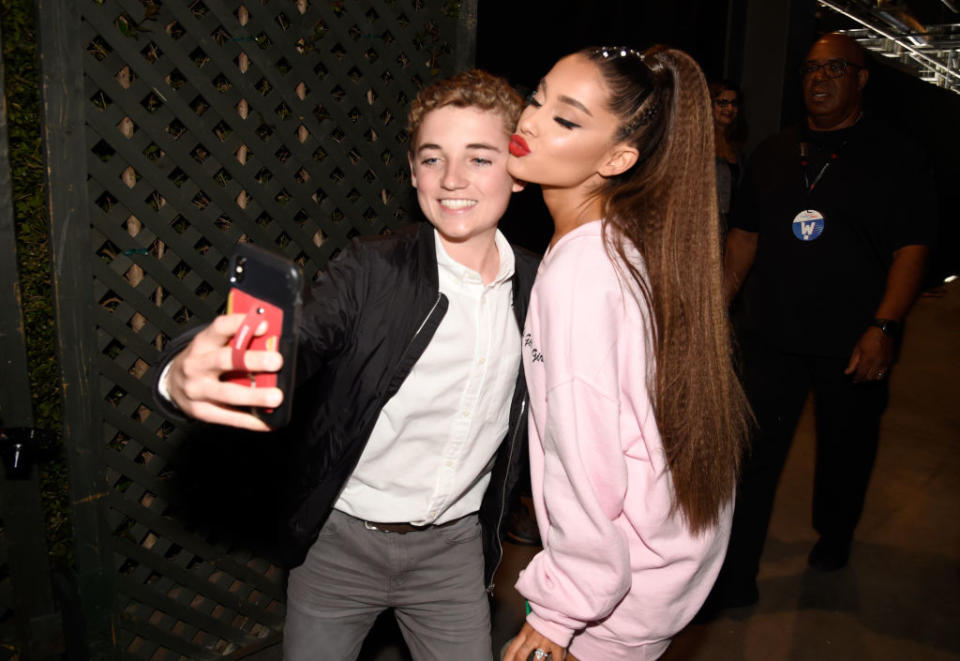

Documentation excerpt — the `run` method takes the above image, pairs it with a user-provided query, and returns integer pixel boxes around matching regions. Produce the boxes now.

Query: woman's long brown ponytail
[583,45,751,534]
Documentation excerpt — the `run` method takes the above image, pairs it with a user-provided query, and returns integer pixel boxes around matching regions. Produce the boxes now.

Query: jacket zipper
[487,396,526,593]
[383,293,444,398]
[407,294,443,352]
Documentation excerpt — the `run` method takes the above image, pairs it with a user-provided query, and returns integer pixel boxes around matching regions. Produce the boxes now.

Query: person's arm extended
[844,244,928,382]
[723,227,758,305]
[154,241,367,429]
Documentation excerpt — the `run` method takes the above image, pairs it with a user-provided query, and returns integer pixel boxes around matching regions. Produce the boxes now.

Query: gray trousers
[283,509,492,661]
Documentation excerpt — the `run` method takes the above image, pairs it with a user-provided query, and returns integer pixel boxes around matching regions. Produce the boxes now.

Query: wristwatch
[868,318,901,339]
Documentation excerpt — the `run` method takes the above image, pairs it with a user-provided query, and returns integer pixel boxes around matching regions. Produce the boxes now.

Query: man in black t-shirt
[710,33,935,609]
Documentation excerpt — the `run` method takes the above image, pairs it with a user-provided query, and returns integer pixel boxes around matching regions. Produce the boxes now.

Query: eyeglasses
[713,98,738,107]
[801,59,862,79]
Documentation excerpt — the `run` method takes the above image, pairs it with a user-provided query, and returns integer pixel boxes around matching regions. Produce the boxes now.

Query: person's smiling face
[713,89,739,127]
[408,104,522,249]
[508,54,626,190]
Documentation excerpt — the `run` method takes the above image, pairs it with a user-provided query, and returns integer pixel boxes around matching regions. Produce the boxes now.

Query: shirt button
[462,410,471,417]
[478,357,486,365]
[445,460,453,468]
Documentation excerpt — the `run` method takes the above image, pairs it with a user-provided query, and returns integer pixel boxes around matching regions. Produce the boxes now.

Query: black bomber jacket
[153,222,539,588]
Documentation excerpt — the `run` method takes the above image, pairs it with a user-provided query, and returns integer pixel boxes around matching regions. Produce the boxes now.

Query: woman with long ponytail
[503,46,750,661]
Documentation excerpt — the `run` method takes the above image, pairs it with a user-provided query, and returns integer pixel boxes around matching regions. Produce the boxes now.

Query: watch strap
[868,318,900,338]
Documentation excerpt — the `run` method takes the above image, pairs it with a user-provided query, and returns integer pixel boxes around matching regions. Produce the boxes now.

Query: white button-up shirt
[334,229,520,525]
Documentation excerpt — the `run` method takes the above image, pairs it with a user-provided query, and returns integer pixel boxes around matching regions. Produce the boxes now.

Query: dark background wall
[475,0,958,280]
[476,1,733,86]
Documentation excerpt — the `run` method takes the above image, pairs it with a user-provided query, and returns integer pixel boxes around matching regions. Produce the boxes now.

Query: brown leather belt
[362,515,466,534]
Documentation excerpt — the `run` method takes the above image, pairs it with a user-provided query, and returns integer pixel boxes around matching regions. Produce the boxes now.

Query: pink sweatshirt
[516,221,732,660]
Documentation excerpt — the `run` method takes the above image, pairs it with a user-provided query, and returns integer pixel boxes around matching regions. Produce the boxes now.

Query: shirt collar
[434,229,515,286]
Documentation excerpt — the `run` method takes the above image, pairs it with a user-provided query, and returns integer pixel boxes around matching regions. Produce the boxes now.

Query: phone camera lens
[233,257,247,283]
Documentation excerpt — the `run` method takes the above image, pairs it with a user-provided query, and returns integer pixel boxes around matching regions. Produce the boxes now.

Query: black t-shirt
[731,118,936,357]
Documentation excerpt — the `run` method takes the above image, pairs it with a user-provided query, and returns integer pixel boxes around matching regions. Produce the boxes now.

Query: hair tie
[641,47,667,75]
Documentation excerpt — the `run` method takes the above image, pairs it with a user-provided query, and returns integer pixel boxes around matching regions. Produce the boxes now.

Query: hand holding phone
[159,245,302,430]
[162,314,281,431]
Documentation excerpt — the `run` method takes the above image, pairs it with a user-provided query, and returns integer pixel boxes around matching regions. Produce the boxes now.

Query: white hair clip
[596,46,644,60]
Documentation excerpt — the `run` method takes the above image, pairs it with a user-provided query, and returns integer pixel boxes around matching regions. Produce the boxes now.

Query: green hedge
[1,0,71,567]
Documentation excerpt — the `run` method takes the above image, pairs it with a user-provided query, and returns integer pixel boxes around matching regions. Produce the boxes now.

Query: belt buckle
[363,520,411,533]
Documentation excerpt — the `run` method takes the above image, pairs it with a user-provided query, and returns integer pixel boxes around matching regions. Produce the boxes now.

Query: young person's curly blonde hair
[407,69,523,150]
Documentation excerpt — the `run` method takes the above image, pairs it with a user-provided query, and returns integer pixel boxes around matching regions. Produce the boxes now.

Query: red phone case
[224,243,302,427]
[225,289,284,398]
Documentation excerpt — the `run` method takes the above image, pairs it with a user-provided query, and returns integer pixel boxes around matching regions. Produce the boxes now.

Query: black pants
[720,333,890,587]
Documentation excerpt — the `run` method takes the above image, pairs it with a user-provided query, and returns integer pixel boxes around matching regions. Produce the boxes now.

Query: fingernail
[266,354,283,370]
[267,390,283,407]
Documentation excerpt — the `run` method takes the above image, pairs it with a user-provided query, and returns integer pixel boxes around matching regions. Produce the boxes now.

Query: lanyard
[800,141,845,195]
[800,113,863,196]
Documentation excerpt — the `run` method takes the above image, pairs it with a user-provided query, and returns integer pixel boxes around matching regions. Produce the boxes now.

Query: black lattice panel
[0,517,13,656]
[79,1,461,657]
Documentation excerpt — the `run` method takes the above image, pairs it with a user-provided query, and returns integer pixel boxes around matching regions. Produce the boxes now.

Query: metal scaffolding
[818,0,960,93]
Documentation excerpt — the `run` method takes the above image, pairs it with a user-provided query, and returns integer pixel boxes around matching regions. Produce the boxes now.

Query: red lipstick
[509,134,530,157]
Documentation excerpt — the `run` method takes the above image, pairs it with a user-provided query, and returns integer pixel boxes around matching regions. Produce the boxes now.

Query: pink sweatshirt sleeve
[517,238,645,647]
[524,378,633,647]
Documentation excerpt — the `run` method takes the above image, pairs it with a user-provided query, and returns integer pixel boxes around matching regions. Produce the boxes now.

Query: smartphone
[225,243,303,428]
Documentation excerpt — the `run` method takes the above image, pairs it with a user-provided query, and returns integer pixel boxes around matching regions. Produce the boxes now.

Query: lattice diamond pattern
[0,517,13,654]
[81,1,461,657]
